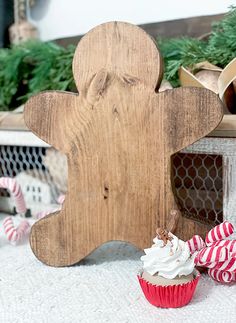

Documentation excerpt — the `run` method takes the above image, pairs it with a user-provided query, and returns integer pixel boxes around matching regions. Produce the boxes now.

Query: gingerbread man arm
[156,87,223,154]
[24,91,79,152]
[149,87,223,239]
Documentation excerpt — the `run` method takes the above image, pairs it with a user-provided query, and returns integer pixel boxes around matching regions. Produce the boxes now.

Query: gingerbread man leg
[30,204,101,266]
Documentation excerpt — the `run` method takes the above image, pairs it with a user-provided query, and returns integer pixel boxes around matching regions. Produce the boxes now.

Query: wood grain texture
[24,22,224,266]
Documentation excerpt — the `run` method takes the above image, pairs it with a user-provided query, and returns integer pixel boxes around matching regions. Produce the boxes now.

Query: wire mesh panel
[173,153,223,225]
[0,145,59,202]
[0,144,223,224]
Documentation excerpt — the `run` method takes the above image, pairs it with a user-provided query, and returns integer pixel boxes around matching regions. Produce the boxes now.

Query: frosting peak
[141,233,195,279]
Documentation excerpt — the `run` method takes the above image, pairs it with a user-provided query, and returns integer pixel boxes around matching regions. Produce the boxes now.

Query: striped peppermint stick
[36,207,60,220]
[205,221,234,245]
[187,235,205,254]
[3,216,30,245]
[0,177,26,214]
[36,195,64,220]
[57,194,65,204]
[208,240,236,254]
[17,220,30,241]
[3,217,17,243]
[194,246,229,266]
[205,258,236,272]
[231,252,236,259]
[208,269,235,283]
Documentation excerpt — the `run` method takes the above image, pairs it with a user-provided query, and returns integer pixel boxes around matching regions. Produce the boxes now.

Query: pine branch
[159,37,207,86]
[158,6,236,86]
[0,41,75,110]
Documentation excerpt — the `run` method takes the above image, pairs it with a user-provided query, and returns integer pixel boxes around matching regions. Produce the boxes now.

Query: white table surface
[0,214,236,323]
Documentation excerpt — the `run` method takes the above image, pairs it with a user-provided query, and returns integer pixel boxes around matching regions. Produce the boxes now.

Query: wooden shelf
[0,129,49,147]
[210,115,236,137]
[1,111,236,142]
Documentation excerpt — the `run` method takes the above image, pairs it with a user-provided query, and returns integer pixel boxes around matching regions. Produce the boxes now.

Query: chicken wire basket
[0,143,223,223]
[173,153,223,226]
[0,145,62,216]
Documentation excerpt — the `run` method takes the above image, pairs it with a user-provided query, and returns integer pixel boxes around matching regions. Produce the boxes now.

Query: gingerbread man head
[73,22,163,93]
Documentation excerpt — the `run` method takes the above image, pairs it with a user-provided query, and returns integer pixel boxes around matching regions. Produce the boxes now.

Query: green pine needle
[0,41,76,110]
[158,6,236,86]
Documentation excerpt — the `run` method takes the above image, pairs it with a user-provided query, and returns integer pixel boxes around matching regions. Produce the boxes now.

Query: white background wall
[29,0,236,41]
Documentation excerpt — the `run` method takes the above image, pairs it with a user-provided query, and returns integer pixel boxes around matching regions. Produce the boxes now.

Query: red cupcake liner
[137,270,200,308]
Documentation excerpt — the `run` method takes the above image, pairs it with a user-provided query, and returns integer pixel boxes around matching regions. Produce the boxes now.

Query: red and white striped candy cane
[3,216,30,245]
[231,252,236,259]
[3,216,17,243]
[206,221,234,245]
[206,258,236,272]
[0,177,26,214]
[57,194,65,205]
[187,235,205,254]
[194,246,229,266]
[208,240,236,254]
[17,220,31,240]
[35,195,64,220]
[208,268,235,283]
[36,207,60,220]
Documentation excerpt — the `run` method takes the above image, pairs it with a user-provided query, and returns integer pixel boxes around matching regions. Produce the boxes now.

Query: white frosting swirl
[141,233,195,279]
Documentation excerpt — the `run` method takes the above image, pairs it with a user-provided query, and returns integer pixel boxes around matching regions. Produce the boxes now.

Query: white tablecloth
[0,215,236,323]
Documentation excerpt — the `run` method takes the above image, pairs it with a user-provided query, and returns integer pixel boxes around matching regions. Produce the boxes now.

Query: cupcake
[138,228,200,308]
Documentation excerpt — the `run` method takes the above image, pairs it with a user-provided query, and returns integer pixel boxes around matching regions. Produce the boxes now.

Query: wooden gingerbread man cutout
[25,22,223,266]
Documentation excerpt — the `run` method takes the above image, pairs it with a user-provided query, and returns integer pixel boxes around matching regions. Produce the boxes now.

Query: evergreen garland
[159,6,236,86]
[0,41,76,110]
[0,7,236,111]
[158,37,207,87]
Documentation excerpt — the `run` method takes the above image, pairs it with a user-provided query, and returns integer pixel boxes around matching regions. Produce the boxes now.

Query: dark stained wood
[140,14,224,39]
[55,14,224,47]
[25,22,223,267]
